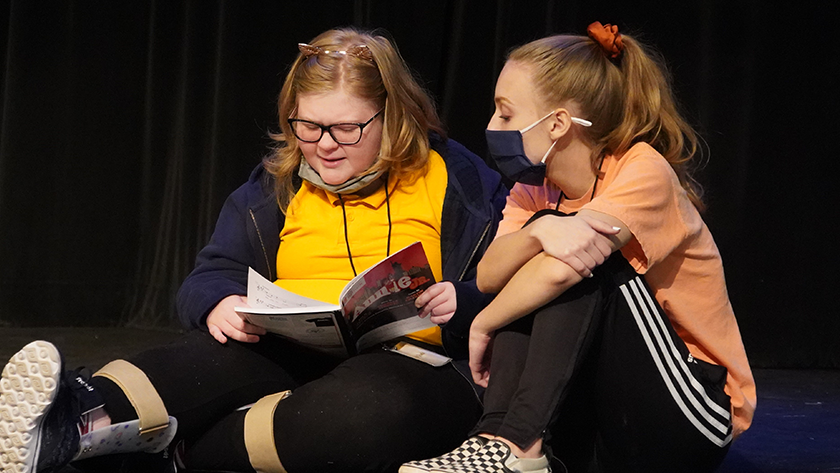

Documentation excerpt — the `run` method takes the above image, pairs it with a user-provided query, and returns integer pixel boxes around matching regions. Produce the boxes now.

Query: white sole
[0,341,62,473]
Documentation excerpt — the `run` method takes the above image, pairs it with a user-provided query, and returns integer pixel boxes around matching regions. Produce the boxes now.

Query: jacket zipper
[443,219,493,404]
[249,209,274,281]
[457,220,492,282]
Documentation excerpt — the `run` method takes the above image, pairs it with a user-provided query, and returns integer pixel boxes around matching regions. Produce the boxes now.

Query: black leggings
[89,332,482,473]
[473,253,733,473]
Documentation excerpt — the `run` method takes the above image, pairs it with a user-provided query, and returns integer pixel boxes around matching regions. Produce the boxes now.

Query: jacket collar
[431,135,496,218]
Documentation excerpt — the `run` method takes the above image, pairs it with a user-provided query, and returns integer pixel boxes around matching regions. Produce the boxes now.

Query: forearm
[476,228,543,293]
[476,207,630,294]
[472,252,583,334]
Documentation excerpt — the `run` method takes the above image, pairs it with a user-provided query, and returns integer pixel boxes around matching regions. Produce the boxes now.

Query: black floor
[2,328,839,472]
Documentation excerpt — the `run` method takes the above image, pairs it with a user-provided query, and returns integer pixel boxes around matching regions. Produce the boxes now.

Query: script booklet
[235,241,437,357]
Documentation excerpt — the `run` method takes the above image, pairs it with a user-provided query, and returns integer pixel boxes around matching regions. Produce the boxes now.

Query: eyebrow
[293,116,365,125]
[494,97,515,114]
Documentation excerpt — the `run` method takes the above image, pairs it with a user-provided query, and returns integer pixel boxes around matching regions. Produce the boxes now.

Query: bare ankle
[497,437,543,459]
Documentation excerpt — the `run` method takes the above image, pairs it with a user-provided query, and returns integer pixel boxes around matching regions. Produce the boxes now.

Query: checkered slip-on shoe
[429,439,551,473]
[399,436,488,473]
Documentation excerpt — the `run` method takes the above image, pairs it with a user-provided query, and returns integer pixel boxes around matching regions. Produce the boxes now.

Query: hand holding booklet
[235,241,437,357]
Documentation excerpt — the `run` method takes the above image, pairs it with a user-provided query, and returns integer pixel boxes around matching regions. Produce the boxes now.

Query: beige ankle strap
[244,390,291,473]
[94,359,169,435]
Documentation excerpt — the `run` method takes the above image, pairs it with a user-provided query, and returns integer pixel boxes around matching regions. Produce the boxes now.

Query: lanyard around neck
[337,176,392,277]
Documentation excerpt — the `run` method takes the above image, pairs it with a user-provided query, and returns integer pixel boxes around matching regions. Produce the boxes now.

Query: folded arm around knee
[476,210,629,293]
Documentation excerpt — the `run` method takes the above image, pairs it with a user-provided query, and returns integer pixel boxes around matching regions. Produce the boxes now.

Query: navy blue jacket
[176,137,508,360]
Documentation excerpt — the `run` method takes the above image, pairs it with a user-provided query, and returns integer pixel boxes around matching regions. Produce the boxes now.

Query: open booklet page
[237,268,347,356]
[235,242,437,356]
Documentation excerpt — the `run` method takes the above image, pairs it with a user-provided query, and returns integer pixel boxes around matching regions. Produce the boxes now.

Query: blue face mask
[486,111,592,185]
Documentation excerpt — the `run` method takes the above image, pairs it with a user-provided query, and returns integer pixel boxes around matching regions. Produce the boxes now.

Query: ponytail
[609,36,705,211]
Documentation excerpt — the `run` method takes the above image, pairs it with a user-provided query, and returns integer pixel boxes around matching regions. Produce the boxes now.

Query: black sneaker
[0,341,101,473]
[399,436,488,473]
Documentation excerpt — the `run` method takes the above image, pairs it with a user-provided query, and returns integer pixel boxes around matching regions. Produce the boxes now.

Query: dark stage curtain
[1,1,837,367]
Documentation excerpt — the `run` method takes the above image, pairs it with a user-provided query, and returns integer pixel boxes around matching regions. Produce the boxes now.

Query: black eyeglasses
[288,109,383,145]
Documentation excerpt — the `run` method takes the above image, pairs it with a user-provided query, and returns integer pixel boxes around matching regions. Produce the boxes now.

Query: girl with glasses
[402,23,755,473]
[1,28,507,473]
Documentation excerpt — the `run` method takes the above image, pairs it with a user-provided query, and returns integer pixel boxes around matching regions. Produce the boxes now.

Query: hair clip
[346,45,373,61]
[297,43,374,62]
[586,22,624,59]
[298,43,323,58]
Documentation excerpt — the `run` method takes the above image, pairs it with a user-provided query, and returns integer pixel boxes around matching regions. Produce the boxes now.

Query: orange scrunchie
[587,21,624,59]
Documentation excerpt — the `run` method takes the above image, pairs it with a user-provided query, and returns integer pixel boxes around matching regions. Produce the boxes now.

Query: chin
[320,171,353,186]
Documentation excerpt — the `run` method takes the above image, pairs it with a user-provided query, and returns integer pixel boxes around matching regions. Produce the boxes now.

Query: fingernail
[612,226,621,231]
[588,273,594,278]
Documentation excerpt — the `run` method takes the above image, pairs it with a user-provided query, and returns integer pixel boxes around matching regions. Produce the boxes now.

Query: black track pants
[474,253,733,473]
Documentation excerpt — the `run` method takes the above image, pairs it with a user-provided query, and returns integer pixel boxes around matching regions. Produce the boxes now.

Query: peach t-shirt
[497,142,756,437]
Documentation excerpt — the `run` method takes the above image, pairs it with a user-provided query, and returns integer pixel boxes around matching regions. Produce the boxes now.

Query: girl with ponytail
[402,23,754,473]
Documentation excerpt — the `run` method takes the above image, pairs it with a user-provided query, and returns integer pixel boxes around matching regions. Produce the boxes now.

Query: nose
[317,129,339,151]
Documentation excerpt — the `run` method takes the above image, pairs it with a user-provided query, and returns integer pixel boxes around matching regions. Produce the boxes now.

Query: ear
[548,108,574,141]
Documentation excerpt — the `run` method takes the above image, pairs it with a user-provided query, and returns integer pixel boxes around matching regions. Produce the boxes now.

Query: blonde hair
[265,28,444,212]
[509,34,705,211]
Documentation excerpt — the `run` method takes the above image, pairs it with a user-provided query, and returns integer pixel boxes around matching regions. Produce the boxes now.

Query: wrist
[526,221,546,252]
[470,313,495,336]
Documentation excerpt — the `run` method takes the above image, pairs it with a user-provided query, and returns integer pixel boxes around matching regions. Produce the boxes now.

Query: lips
[319,156,346,168]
